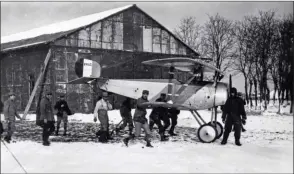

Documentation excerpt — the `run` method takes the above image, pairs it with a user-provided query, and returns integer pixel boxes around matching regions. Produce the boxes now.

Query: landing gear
[208,121,223,139]
[197,124,217,143]
[190,110,223,143]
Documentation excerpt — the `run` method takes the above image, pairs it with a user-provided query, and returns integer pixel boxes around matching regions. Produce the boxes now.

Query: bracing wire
[1,139,28,174]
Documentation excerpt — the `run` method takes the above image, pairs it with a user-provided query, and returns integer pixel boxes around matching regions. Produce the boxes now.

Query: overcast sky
[1,1,293,36]
[1,1,293,92]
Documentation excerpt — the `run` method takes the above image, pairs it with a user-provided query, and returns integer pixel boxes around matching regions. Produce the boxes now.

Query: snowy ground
[1,107,293,173]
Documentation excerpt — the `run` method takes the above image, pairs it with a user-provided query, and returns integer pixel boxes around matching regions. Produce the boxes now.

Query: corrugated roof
[1,4,133,51]
[1,4,199,57]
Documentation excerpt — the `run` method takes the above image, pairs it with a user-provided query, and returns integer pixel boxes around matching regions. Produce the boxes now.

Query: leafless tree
[232,16,258,105]
[276,15,293,113]
[174,16,204,55]
[201,13,237,76]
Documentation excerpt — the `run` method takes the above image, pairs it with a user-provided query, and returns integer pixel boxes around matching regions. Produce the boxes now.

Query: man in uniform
[116,97,134,136]
[54,95,72,136]
[221,87,247,146]
[123,90,153,147]
[93,91,113,143]
[3,92,23,143]
[40,92,55,146]
[168,108,180,136]
[149,93,169,141]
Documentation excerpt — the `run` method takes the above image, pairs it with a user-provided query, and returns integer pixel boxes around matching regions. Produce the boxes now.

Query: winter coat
[40,97,55,121]
[120,99,132,115]
[168,108,180,117]
[3,99,21,122]
[54,100,71,117]
[133,97,149,124]
[222,96,247,123]
[153,98,168,115]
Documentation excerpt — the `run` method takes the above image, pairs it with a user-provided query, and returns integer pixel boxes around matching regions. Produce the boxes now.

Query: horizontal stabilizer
[67,77,97,84]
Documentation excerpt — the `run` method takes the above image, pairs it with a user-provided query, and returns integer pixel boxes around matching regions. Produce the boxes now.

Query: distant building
[0,4,207,112]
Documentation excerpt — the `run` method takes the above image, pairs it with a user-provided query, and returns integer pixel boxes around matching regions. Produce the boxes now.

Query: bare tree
[277,15,293,113]
[174,16,203,54]
[232,16,258,105]
[201,13,236,75]
[249,10,279,110]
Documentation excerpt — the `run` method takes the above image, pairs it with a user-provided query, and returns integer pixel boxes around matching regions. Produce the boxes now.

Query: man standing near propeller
[221,87,247,146]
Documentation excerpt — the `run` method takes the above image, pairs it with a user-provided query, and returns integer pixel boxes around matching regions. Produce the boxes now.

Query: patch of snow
[1,5,133,44]
[1,106,293,173]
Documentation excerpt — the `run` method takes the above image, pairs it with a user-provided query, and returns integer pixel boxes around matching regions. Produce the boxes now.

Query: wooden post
[22,49,52,119]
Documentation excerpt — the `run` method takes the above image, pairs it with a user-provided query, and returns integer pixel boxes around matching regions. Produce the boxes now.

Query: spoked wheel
[208,121,223,139]
[197,124,217,143]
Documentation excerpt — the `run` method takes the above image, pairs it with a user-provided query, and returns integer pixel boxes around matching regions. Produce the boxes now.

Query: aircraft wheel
[208,121,223,139]
[197,124,217,143]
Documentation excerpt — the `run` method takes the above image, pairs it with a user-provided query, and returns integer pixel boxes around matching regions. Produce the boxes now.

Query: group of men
[0,91,71,146]
[93,90,181,147]
[0,86,246,148]
[93,87,247,147]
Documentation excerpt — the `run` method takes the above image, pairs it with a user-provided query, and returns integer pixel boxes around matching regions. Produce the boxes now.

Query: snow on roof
[1,41,47,52]
[1,4,133,44]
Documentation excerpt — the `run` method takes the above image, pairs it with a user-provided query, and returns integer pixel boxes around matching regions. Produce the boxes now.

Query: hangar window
[102,20,113,49]
[66,34,78,47]
[90,22,102,48]
[152,27,161,53]
[78,28,90,47]
[143,26,152,52]
[162,30,170,54]
[113,21,123,50]
[170,36,179,54]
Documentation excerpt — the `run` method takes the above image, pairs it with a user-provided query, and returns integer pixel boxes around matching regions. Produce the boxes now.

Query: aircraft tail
[68,58,101,84]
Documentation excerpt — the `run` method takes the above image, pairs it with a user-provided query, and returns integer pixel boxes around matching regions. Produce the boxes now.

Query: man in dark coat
[3,92,23,143]
[123,90,153,147]
[54,95,72,136]
[168,108,180,136]
[149,93,169,141]
[40,92,55,146]
[116,97,134,136]
[221,87,247,146]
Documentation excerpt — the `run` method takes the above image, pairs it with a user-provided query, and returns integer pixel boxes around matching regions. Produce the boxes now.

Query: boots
[160,133,168,141]
[98,131,108,143]
[4,136,11,143]
[221,132,229,145]
[146,140,153,148]
[129,128,133,136]
[235,139,242,146]
[55,124,60,136]
[106,131,113,140]
[123,137,129,147]
[63,123,67,136]
[96,130,102,137]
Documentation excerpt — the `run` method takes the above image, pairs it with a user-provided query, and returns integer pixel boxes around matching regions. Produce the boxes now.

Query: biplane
[68,57,229,143]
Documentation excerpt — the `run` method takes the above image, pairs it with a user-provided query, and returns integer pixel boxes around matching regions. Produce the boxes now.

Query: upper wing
[142,57,223,74]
